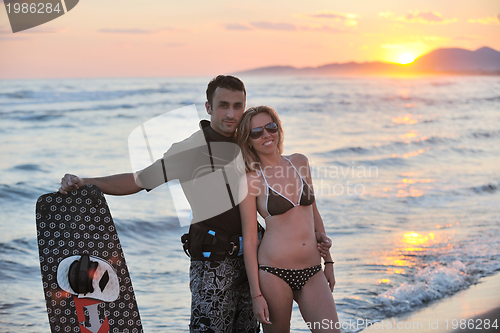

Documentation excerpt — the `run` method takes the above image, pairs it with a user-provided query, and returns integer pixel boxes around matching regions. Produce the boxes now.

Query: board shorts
[189,257,260,333]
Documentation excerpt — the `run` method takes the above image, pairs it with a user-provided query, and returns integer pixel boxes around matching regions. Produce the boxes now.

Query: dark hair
[206,75,246,107]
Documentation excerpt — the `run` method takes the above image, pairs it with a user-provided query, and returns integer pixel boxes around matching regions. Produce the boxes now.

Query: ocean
[0,75,499,332]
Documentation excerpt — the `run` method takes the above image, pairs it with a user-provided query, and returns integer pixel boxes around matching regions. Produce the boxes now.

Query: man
[60,75,331,332]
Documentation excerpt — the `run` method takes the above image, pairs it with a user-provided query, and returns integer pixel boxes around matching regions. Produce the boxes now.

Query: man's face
[205,87,246,137]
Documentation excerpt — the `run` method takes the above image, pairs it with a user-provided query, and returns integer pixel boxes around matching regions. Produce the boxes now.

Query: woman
[237,106,340,332]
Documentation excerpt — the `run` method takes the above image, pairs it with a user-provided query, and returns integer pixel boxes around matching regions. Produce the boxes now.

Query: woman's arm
[239,174,271,324]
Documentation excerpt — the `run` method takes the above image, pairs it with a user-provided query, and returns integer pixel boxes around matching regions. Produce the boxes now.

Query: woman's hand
[324,264,336,292]
[252,294,272,325]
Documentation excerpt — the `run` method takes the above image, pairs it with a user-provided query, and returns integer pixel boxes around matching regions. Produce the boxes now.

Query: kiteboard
[35,184,143,333]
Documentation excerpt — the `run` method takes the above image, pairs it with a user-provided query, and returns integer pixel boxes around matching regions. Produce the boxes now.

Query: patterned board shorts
[190,257,260,333]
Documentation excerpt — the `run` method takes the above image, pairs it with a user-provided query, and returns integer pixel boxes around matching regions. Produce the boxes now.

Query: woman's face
[248,112,278,154]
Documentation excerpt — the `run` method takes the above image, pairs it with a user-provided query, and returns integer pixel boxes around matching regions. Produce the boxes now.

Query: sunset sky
[0,0,499,79]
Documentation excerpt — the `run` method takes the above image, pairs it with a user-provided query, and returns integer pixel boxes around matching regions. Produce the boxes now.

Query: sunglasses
[249,122,279,139]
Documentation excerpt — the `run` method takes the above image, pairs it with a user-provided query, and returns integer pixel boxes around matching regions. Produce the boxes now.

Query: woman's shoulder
[244,170,264,186]
[245,169,262,179]
[287,153,309,167]
[243,170,264,196]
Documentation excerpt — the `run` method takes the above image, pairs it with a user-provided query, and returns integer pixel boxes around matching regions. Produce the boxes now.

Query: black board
[36,184,143,333]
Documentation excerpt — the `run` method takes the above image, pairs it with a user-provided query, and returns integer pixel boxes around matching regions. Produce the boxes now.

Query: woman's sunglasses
[249,122,279,139]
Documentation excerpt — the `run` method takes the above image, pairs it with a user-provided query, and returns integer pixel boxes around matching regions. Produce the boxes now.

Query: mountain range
[234,47,500,76]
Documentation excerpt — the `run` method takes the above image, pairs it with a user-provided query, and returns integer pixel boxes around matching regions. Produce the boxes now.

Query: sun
[399,53,415,64]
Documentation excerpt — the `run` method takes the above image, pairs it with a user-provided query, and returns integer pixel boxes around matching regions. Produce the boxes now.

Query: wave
[471,183,498,194]
[0,238,37,255]
[316,128,500,161]
[470,130,500,139]
[114,218,184,239]
[377,261,473,315]
[0,237,39,281]
[0,90,35,99]
[0,99,190,121]
[372,231,500,320]
[472,95,500,103]
[0,183,47,201]
[8,164,48,172]
[324,147,371,156]
[0,87,173,105]
[318,140,435,159]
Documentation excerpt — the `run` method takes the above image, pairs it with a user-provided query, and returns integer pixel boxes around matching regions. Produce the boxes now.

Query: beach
[0,76,499,332]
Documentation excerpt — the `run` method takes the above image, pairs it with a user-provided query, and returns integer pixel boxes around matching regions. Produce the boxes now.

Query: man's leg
[232,259,260,333]
[190,258,246,333]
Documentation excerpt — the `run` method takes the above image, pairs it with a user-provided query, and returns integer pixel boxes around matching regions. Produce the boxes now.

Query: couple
[59,75,340,332]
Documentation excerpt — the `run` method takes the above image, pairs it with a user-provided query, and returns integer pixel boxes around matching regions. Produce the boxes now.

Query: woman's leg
[294,271,341,333]
[259,269,294,333]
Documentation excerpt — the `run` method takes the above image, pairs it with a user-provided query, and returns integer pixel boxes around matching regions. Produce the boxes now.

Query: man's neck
[201,121,235,142]
[210,123,234,138]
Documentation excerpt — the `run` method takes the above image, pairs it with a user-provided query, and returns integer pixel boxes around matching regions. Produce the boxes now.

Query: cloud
[250,21,297,31]
[468,14,500,25]
[380,11,457,24]
[98,28,154,34]
[225,23,253,31]
[165,43,186,47]
[98,27,179,34]
[0,25,12,34]
[307,11,358,26]
[379,12,394,18]
[1,25,61,34]
[224,21,350,33]
[0,36,29,41]
[300,25,349,33]
[453,35,485,41]
[381,41,428,50]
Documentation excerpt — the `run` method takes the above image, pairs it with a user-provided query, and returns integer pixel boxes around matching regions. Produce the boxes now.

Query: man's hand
[59,174,84,194]
[315,232,332,258]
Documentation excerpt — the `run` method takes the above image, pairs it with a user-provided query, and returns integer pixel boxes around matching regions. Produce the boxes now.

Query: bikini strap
[283,156,305,180]
[283,156,305,204]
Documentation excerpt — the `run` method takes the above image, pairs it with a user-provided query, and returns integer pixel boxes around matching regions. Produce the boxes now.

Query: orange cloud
[225,23,252,31]
[300,25,350,33]
[98,27,178,34]
[250,21,297,31]
[453,35,485,41]
[98,29,155,34]
[468,14,500,25]
[380,11,457,24]
[307,11,358,26]
[165,43,186,48]
[224,22,350,33]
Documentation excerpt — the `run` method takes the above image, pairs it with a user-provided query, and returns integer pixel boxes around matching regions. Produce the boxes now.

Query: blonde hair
[237,106,284,172]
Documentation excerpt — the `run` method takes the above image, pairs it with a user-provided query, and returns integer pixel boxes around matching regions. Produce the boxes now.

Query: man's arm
[316,231,332,257]
[59,173,143,195]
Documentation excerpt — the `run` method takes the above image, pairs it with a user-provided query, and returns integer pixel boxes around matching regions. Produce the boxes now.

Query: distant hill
[412,47,500,73]
[234,47,500,76]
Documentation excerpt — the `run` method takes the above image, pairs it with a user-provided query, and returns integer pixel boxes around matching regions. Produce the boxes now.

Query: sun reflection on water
[370,174,436,198]
[371,230,456,279]
[392,113,420,125]
[404,231,434,245]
